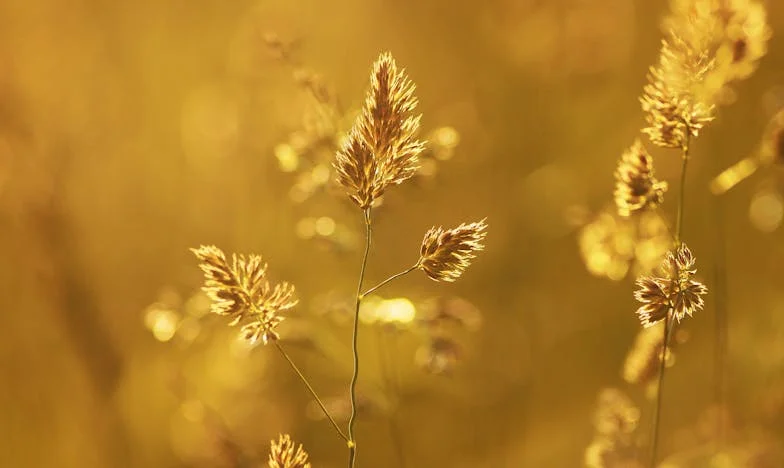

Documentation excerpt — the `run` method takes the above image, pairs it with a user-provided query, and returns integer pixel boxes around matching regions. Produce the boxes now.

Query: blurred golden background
[1,0,783,466]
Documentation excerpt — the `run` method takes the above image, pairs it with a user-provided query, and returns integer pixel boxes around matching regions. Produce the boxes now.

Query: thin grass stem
[649,314,675,467]
[650,132,690,468]
[674,134,690,247]
[348,207,373,467]
[362,264,419,298]
[274,341,349,442]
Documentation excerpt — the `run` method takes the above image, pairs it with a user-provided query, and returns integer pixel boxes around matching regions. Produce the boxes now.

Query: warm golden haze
[2,0,783,466]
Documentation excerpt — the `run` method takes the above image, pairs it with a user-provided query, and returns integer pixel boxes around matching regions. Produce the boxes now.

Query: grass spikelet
[268,434,312,468]
[641,33,715,148]
[417,219,488,282]
[633,243,708,328]
[334,128,378,209]
[191,245,298,345]
[661,0,771,107]
[360,52,425,183]
[614,140,669,217]
[334,52,426,208]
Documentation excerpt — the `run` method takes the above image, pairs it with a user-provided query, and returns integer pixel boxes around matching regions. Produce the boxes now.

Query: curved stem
[274,342,349,442]
[361,264,419,298]
[348,207,372,467]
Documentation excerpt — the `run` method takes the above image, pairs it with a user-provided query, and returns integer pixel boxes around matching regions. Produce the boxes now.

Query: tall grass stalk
[348,207,373,467]
[649,133,690,467]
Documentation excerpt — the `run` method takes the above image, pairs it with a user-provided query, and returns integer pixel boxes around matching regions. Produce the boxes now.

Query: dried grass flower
[334,52,426,209]
[633,276,672,328]
[658,0,770,109]
[661,244,709,321]
[334,128,378,209]
[417,219,488,282]
[191,245,298,345]
[641,33,716,148]
[633,243,707,327]
[614,139,668,217]
[268,434,311,468]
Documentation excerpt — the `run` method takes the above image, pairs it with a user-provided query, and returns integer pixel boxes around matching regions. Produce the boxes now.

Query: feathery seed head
[191,245,298,345]
[418,219,488,282]
[334,52,426,209]
[663,244,708,321]
[633,276,672,327]
[268,434,311,468]
[633,243,707,328]
[614,140,668,217]
[334,128,379,209]
[641,34,716,148]
[191,245,263,320]
[659,0,770,110]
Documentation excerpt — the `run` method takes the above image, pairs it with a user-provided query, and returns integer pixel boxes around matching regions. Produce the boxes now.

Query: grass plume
[418,219,489,283]
[191,245,297,345]
[334,52,426,210]
[614,139,668,217]
[335,52,486,467]
[268,434,312,468]
[633,244,708,328]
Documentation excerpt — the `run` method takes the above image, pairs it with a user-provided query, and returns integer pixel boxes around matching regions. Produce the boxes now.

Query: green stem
[348,207,372,467]
[361,264,420,298]
[273,342,349,442]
